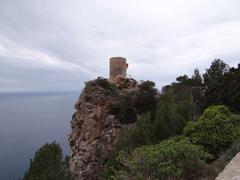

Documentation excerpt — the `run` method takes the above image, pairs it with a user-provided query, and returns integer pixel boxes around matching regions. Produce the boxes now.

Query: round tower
[109,57,128,82]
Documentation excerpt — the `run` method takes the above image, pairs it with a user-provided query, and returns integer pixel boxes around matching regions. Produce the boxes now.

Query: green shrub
[153,90,194,141]
[108,83,119,95]
[117,113,155,149]
[99,113,155,179]
[108,94,137,124]
[22,142,73,180]
[95,77,110,89]
[116,138,212,180]
[135,80,158,114]
[232,114,240,126]
[183,105,239,156]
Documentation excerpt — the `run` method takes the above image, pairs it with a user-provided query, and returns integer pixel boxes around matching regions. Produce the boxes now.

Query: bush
[108,93,137,124]
[22,142,73,180]
[117,113,155,149]
[108,83,119,95]
[108,80,158,124]
[232,114,240,126]
[135,80,158,114]
[183,105,240,156]
[116,137,212,180]
[95,77,110,89]
[153,90,194,141]
[99,113,155,179]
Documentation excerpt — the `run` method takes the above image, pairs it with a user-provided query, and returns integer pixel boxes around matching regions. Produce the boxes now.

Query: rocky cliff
[69,77,137,180]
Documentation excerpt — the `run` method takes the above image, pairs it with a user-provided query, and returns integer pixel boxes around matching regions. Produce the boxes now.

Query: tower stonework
[109,57,128,82]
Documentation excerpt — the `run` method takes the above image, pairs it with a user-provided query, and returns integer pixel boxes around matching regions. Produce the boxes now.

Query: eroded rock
[69,78,124,180]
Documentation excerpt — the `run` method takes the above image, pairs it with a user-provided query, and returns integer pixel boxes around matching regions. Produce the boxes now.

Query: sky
[0,0,240,92]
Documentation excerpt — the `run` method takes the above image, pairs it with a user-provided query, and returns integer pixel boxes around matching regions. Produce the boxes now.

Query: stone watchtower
[109,57,128,82]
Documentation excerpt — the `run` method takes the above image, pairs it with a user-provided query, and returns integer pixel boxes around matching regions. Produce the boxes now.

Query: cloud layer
[0,0,240,91]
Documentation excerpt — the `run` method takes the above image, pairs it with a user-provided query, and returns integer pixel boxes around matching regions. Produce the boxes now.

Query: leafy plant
[183,105,240,156]
[108,93,137,124]
[135,80,158,114]
[22,142,73,180]
[116,137,212,180]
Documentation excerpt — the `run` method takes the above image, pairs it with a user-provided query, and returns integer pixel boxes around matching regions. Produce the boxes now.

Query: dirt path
[216,153,240,180]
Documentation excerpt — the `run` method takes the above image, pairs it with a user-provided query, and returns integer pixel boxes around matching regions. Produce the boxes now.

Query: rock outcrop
[69,77,135,179]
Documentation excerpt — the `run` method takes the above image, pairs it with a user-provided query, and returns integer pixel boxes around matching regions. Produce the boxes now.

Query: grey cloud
[0,0,240,91]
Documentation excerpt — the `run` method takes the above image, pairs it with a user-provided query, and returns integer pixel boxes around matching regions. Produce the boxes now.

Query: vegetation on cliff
[23,59,240,179]
[184,105,240,156]
[108,80,158,124]
[100,59,240,179]
[203,59,240,112]
[116,137,212,179]
[22,142,73,180]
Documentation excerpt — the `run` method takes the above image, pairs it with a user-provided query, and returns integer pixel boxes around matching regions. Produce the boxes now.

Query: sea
[0,91,80,180]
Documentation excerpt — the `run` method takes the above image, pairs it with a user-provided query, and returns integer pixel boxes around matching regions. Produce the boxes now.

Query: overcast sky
[0,0,240,92]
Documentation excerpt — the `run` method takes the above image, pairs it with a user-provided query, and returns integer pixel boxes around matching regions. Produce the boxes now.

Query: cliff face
[69,78,134,179]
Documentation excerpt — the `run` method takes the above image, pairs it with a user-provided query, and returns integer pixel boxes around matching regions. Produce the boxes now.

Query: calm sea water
[0,92,80,180]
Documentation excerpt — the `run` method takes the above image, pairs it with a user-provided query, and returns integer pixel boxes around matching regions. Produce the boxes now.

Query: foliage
[22,142,73,180]
[175,69,203,87]
[232,114,240,126]
[153,87,194,141]
[109,93,137,124]
[99,113,155,179]
[112,88,196,150]
[116,137,212,180]
[126,74,198,144]
[203,59,229,86]
[117,113,156,149]
[192,68,203,86]
[135,80,158,115]
[108,83,119,95]
[202,139,240,179]
[102,60,240,179]
[183,105,240,156]
[163,69,205,119]
[109,80,158,124]
[85,77,119,97]
[104,82,200,179]
[23,59,240,180]
[203,60,240,112]
[95,77,111,89]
